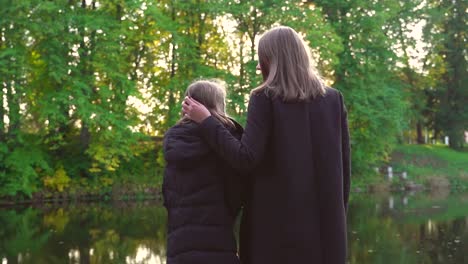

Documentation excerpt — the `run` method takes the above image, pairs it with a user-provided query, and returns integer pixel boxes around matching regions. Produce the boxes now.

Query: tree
[0,0,461,197]
[389,1,426,144]
[424,0,467,149]
[313,0,413,173]
[0,0,51,197]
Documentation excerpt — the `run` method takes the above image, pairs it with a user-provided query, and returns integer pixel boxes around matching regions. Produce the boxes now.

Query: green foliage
[313,0,425,173]
[0,0,154,197]
[0,0,464,198]
[43,165,71,192]
[0,208,51,261]
[0,139,50,197]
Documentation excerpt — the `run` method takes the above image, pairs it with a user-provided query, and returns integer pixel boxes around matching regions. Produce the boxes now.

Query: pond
[1,191,467,264]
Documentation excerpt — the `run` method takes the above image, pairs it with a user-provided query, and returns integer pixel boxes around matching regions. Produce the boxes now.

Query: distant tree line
[0,0,466,197]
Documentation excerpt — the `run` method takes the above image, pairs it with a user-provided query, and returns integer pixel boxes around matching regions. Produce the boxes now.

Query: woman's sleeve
[198,93,272,173]
[340,92,351,212]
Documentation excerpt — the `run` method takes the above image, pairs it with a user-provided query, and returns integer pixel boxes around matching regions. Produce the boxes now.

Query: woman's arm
[184,93,272,173]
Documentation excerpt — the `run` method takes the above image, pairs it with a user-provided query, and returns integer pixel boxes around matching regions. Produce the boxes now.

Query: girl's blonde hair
[180,79,235,128]
[253,26,326,101]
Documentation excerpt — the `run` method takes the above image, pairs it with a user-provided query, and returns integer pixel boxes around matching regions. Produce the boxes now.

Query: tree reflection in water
[0,192,467,264]
[0,202,167,264]
[348,192,468,264]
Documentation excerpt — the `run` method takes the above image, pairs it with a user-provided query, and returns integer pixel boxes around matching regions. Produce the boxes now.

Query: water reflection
[348,192,468,264]
[1,192,467,264]
[0,202,167,264]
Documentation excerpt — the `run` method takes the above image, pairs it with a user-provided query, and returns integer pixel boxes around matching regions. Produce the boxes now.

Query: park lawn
[390,144,468,190]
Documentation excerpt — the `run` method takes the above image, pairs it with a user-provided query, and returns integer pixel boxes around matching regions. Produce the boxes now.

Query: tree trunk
[248,12,257,62]
[76,0,95,177]
[78,0,97,152]
[196,0,205,65]
[318,3,349,89]
[0,30,3,139]
[0,71,4,141]
[166,2,177,126]
[238,36,246,116]
[78,6,90,150]
[0,88,4,140]
[5,81,21,137]
[416,122,424,144]
[239,36,245,88]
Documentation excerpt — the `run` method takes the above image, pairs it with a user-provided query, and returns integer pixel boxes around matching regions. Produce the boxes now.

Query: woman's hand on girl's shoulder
[182,97,212,123]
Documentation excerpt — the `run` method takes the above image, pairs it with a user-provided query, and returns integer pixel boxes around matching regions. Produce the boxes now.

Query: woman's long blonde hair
[180,79,235,128]
[253,26,326,101]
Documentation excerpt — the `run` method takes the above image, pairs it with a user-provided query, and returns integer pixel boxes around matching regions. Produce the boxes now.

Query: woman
[163,80,244,264]
[183,26,351,264]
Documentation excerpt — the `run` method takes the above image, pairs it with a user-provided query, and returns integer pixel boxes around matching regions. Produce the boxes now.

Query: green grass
[390,144,468,190]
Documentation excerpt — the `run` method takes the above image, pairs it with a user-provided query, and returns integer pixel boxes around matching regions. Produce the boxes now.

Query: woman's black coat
[162,120,244,264]
[198,87,351,264]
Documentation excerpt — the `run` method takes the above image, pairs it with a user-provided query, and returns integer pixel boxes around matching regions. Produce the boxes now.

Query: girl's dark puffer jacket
[162,119,244,264]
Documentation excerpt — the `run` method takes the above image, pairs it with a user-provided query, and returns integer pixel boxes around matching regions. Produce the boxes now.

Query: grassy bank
[389,144,468,191]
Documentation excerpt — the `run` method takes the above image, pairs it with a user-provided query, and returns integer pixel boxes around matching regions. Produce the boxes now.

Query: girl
[183,26,351,264]
[162,80,244,264]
